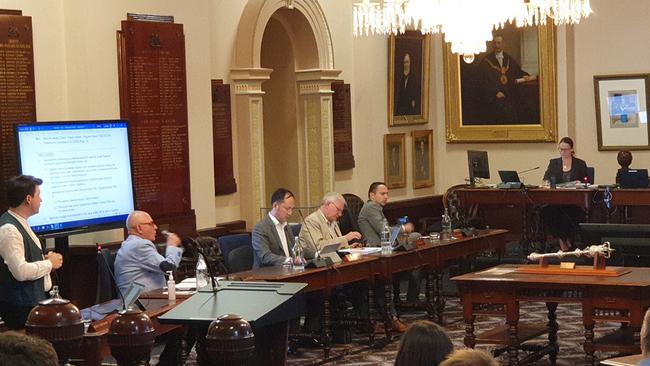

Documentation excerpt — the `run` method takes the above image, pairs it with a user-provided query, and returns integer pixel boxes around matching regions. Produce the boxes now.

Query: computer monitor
[498,170,521,183]
[467,150,489,186]
[619,169,649,188]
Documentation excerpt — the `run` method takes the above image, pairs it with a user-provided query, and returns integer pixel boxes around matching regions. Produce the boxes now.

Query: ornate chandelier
[353,0,591,60]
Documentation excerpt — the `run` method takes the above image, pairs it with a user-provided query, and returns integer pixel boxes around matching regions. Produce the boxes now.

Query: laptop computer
[619,169,649,188]
[498,170,521,183]
[91,282,145,317]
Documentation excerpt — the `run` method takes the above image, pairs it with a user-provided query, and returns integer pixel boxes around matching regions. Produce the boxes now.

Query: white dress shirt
[496,51,504,66]
[268,212,290,257]
[0,210,52,291]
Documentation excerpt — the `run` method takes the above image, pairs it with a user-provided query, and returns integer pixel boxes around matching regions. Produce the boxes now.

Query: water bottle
[381,218,392,255]
[167,271,176,301]
[291,237,306,270]
[196,254,209,289]
[441,207,452,240]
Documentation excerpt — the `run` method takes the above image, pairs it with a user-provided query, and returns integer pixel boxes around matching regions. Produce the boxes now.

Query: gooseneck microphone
[297,209,332,268]
[96,243,127,311]
[518,166,540,175]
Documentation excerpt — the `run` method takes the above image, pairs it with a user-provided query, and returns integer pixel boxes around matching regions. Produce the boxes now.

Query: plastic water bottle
[291,237,306,270]
[381,218,392,255]
[196,254,209,289]
[167,271,176,301]
[441,207,452,240]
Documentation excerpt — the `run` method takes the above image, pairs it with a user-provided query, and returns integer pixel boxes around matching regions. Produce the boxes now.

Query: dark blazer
[543,156,589,183]
[252,214,295,269]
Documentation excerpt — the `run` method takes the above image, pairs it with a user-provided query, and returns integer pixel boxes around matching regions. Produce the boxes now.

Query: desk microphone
[518,166,540,175]
[96,243,127,311]
[297,209,332,268]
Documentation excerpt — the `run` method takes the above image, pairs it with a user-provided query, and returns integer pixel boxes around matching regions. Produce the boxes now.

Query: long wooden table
[453,264,650,366]
[369,229,508,325]
[452,187,650,248]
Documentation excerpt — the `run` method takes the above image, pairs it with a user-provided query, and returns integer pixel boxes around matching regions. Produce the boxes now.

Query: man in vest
[0,175,63,330]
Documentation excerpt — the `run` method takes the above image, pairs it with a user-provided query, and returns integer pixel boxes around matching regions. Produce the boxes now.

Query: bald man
[114,210,183,293]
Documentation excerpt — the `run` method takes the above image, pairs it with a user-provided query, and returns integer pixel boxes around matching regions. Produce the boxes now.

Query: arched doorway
[231,0,340,225]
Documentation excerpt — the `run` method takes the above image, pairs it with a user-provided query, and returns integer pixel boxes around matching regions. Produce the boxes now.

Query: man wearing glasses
[114,210,183,294]
[299,192,362,260]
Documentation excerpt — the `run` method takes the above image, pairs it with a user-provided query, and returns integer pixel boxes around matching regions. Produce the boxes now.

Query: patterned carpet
[284,297,623,366]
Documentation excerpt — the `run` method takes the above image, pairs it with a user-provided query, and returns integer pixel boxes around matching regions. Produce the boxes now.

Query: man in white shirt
[252,188,296,268]
[0,175,63,330]
[641,309,650,365]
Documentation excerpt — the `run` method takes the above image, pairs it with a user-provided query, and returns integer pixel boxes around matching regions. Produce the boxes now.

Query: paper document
[338,247,382,255]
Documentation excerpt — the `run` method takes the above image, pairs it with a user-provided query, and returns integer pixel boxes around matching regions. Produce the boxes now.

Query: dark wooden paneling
[117,17,195,228]
[383,195,443,233]
[211,80,237,195]
[0,11,36,210]
[332,81,355,171]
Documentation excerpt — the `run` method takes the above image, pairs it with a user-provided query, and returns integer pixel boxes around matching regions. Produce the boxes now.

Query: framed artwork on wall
[412,129,433,188]
[388,31,430,126]
[443,23,557,142]
[594,73,650,151]
[384,133,406,188]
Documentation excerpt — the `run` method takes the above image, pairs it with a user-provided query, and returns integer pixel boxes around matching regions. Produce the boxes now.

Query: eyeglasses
[330,201,345,214]
[558,147,572,151]
[141,221,156,227]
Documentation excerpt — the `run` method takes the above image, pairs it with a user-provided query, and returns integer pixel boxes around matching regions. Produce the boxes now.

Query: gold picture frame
[594,73,650,151]
[443,23,557,142]
[384,133,406,188]
[412,129,434,188]
[388,31,430,126]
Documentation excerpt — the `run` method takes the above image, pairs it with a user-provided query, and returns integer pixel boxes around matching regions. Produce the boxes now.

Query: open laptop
[619,169,649,188]
[498,170,521,183]
[91,282,145,317]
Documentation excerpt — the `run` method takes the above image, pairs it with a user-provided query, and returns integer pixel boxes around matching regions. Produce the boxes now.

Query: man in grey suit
[252,188,296,269]
[357,182,421,332]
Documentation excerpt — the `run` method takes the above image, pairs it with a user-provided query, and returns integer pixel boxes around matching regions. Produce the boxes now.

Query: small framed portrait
[412,129,433,188]
[388,31,430,126]
[443,23,557,142]
[594,73,650,150]
[384,133,406,188]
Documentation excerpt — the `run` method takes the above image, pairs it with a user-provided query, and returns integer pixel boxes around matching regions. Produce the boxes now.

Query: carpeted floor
[284,297,622,366]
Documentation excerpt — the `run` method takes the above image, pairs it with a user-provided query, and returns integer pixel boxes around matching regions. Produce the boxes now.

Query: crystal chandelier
[353,0,591,59]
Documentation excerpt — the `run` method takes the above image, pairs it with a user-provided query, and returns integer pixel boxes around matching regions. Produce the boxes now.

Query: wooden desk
[453,264,650,366]
[370,229,509,324]
[234,256,378,357]
[76,298,184,366]
[600,353,643,366]
[454,188,650,243]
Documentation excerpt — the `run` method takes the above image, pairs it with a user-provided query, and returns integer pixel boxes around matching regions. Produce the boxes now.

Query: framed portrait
[443,23,557,142]
[388,31,430,126]
[594,73,650,150]
[384,133,406,188]
[412,129,434,188]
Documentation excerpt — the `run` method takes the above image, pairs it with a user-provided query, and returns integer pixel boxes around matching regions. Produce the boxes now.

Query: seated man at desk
[114,210,183,293]
[252,188,296,268]
[357,182,417,332]
[114,210,183,365]
[299,192,362,259]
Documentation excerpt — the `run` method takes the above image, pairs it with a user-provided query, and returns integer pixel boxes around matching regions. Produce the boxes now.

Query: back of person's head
[5,175,43,208]
[617,150,633,168]
[0,331,58,366]
[394,320,453,366]
[439,349,499,366]
[641,308,650,357]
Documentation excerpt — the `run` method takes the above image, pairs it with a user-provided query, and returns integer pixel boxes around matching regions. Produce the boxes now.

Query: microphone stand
[189,238,221,293]
[297,209,332,268]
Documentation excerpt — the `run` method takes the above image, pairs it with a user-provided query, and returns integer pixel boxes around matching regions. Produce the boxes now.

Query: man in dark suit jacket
[252,188,296,269]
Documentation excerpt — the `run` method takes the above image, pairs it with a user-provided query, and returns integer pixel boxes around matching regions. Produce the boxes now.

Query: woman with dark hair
[394,320,453,366]
[541,137,589,251]
[542,137,589,185]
